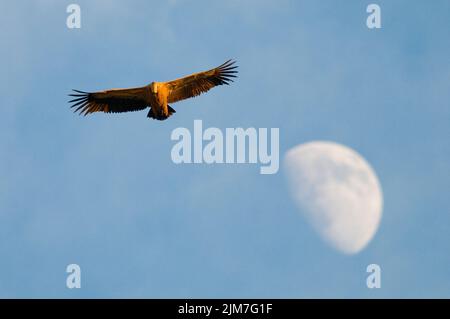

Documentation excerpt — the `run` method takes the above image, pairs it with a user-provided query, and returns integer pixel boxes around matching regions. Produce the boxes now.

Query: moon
[284,141,383,254]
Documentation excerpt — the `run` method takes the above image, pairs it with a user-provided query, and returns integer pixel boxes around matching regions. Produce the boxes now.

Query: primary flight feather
[69,60,238,121]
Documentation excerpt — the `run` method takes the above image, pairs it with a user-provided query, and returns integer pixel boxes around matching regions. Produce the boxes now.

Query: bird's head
[150,82,158,94]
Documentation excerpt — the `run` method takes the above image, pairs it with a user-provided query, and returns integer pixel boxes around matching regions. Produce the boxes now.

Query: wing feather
[68,86,149,116]
[166,60,238,104]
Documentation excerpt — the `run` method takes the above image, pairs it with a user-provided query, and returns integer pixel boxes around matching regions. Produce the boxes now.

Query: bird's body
[69,60,237,121]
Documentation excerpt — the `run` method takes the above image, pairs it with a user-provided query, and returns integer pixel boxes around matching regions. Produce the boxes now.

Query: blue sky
[0,0,449,298]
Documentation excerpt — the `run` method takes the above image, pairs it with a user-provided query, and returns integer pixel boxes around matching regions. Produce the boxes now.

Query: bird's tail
[147,105,176,120]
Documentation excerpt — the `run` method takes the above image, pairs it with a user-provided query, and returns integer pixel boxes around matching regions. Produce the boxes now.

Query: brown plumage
[68,60,238,120]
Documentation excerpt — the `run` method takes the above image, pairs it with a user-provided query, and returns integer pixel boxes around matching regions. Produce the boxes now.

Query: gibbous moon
[284,141,383,254]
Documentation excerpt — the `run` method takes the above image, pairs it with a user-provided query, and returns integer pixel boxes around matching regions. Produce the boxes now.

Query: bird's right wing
[165,60,238,104]
[69,86,149,116]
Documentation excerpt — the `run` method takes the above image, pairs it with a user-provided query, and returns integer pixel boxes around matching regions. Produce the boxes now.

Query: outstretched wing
[68,86,149,116]
[166,60,238,104]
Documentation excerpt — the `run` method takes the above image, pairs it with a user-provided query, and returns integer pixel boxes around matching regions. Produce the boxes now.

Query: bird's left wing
[69,86,149,116]
[166,60,238,104]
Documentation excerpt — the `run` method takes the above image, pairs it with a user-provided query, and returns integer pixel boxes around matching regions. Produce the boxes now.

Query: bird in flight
[69,60,238,121]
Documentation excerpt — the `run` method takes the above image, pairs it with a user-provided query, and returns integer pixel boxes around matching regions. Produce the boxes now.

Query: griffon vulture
[69,60,238,120]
